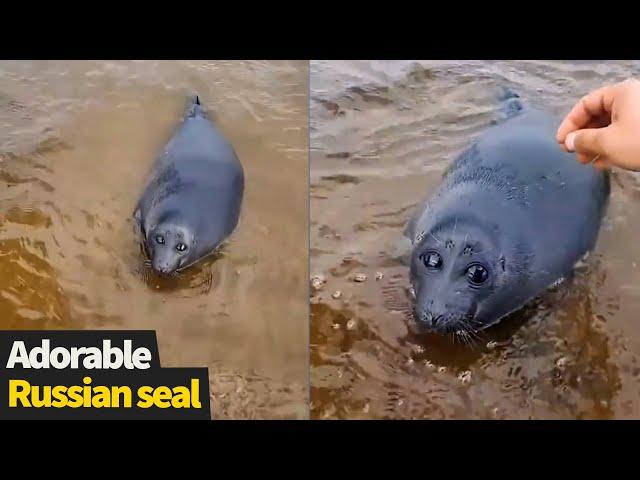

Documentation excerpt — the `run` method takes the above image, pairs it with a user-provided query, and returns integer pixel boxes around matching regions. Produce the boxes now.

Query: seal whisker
[456,318,482,350]
[460,328,469,342]
[460,325,479,350]
[465,327,482,350]
[467,324,484,342]
[454,327,469,348]
[463,330,475,349]
[466,332,475,349]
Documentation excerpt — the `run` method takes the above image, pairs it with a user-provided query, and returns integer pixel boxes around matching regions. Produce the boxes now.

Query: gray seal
[404,90,610,334]
[134,95,244,275]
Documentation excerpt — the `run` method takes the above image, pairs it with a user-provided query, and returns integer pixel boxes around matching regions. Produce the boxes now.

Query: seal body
[134,96,244,274]
[405,93,610,334]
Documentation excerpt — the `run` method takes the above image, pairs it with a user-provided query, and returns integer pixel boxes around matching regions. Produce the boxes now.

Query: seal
[404,90,610,335]
[134,95,244,275]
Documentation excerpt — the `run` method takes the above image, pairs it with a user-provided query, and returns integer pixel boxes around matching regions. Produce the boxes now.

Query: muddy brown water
[0,60,309,419]
[310,60,640,419]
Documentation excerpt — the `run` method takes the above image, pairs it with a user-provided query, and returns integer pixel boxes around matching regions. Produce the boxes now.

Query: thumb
[566,127,612,156]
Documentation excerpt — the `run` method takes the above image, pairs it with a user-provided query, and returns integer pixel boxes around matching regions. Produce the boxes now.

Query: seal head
[409,214,532,334]
[145,214,195,274]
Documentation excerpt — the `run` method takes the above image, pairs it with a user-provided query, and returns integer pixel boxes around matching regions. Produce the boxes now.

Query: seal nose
[153,262,173,275]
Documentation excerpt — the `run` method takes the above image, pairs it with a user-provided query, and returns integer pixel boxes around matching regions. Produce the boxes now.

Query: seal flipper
[490,87,525,125]
[185,94,208,119]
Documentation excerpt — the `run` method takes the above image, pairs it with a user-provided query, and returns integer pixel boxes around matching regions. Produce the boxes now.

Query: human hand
[556,78,640,171]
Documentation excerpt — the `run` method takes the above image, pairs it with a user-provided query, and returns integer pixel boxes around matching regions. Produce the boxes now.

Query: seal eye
[176,243,187,252]
[421,251,442,269]
[466,264,489,285]
[155,235,165,245]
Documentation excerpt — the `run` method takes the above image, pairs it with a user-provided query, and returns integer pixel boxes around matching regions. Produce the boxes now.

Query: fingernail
[566,132,576,152]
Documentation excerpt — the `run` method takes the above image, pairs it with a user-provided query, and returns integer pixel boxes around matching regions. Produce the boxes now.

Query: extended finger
[556,84,617,144]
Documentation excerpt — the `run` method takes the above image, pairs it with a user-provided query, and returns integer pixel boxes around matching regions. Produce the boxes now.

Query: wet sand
[310,60,640,419]
[0,60,309,419]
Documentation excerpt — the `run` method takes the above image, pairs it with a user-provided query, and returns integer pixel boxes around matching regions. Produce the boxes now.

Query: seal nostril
[156,265,170,274]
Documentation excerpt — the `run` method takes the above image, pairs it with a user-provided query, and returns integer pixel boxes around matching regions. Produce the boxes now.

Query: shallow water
[310,60,640,419]
[0,60,309,419]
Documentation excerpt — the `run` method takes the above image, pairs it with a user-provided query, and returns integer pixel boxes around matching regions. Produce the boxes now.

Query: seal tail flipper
[185,94,207,119]
[491,86,525,124]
